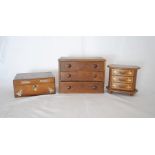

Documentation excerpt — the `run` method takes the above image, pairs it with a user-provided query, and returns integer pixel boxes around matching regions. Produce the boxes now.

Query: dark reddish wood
[60,71,105,82]
[60,82,104,93]
[13,72,56,97]
[59,57,106,93]
[107,64,140,96]
[59,61,105,72]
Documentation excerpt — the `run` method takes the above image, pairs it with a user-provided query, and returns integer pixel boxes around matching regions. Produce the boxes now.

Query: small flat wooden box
[59,57,106,93]
[13,72,56,97]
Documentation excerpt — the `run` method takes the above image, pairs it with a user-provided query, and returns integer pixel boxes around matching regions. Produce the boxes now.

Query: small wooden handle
[67,74,71,78]
[67,64,72,68]
[94,74,97,78]
[93,64,98,68]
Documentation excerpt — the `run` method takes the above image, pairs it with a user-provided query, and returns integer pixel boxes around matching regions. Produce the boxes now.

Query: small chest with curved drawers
[13,72,56,97]
[59,57,106,93]
[107,64,140,96]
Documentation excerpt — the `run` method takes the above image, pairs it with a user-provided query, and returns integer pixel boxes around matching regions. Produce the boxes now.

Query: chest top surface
[59,57,106,62]
[108,64,140,70]
[14,72,54,80]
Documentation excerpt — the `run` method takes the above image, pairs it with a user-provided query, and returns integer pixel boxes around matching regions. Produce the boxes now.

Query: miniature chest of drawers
[13,72,56,97]
[107,64,140,96]
[59,57,106,93]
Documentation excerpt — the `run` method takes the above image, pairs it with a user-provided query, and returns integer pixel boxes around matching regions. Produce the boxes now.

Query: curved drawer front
[111,83,133,91]
[59,82,104,93]
[112,76,133,83]
[60,61,105,72]
[60,72,105,82]
[14,83,55,97]
[112,69,134,76]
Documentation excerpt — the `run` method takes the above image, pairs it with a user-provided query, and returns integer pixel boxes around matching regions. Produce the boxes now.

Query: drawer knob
[67,86,72,89]
[93,64,98,68]
[32,85,38,91]
[16,89,23,97]
[66,64,72,68]
[67,74,71,78]
[128,71,132,75]
[94,74,97,78]
[119,78,125,82]
[92,86,97,89]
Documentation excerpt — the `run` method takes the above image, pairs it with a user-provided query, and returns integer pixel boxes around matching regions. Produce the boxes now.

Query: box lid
[59,57,106,62]
[14,72,54,80]
[108,64,140,69]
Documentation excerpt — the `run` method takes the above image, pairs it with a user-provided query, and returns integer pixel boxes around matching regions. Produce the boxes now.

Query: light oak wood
[107,64,140,96]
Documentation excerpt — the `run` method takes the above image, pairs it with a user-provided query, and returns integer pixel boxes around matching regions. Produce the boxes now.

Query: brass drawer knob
[16,90,23,97]
[32,85,38,91]
[128,71,132,75]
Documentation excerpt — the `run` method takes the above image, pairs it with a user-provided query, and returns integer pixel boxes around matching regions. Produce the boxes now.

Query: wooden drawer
[112,76,133,84]
[60,72,105,82]
[111,83,133,91]
[112,69,134,76]
[59,82,104,93]
[60,61,105,72]
[14,83,55,97]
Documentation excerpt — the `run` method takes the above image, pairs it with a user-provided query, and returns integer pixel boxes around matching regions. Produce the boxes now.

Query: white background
[0,36,155,93]
[0,0,155,155]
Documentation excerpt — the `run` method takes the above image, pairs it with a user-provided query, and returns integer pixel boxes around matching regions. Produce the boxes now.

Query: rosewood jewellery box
[59,57,106,93]
[107,64,140,96]
[13,72,56,97]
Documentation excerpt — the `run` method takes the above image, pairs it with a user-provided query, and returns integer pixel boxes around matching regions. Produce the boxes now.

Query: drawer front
[111,83,133,91]
[59,82,104,93]
[60,61,105,72]
[14,83,55,97]
[112,69,134,76]
[60,72,105,82]
[112,76,133,84]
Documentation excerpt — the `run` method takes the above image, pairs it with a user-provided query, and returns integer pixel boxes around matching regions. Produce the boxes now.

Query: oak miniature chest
[107,64,140,96]
[59,57,106,93]
[13,72,56,97]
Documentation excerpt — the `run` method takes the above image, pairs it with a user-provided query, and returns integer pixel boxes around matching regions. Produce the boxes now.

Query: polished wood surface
[59,57,106,93]
[60,61,105,71]
[13,72,55,97]
[60,82,104,93]
[59,57,106,62]
[60,71,105,82]
[107,64,140,96]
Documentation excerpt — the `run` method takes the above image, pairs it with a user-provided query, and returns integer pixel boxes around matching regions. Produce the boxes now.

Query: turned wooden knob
[93,64,98,68]
[94,74,97,78]
[67,74,71,78]
[66,64,72,68]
